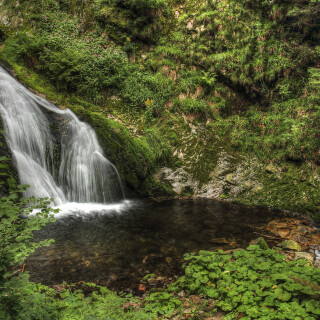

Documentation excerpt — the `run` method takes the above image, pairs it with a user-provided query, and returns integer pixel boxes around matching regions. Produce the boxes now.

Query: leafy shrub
[172,246,320,319]
[40,13,130,98]
[2,32,45,67]
[122,71,174,111]
[178,69,206,94]
[145,127,171,163]
[95,0,172,43]
[144,292,181,317]
[0,185,57,318]
[176,98,209,116]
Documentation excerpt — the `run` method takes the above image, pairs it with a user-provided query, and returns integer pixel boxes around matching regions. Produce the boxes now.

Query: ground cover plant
[170,246,320,319]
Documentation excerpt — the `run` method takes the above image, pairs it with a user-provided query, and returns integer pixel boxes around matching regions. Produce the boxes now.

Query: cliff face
[0,0,320,220]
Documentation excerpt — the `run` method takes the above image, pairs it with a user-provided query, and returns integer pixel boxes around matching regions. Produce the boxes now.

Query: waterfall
[0,66,125,206]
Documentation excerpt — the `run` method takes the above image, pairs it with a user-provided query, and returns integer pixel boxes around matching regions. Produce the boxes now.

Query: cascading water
[0,66,125,208]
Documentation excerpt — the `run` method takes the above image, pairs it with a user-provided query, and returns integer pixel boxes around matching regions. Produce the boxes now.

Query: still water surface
[27,199,281,291]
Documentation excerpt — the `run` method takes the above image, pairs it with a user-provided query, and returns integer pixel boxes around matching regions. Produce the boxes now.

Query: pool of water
[27,199,281,291]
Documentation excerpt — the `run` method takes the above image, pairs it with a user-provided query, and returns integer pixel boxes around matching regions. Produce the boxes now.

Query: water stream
[0,66,124,205]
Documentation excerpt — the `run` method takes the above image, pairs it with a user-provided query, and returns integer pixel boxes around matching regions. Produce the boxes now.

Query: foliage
[2,32,46,67]
[212,91,320,164]
[95,0,173,42]
[0,182,57,318]
[122,71,174,114]
[171,246,320,319]
[177,98,210,116]
[143,291,181,317]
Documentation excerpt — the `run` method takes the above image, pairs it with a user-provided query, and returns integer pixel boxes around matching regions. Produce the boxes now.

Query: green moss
[234,162,320,223]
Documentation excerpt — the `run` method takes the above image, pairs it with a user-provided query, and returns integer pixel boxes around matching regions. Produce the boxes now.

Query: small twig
[207,207,218,216]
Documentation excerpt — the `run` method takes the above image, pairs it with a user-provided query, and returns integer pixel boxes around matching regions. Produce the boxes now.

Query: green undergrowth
[169,246,320,320]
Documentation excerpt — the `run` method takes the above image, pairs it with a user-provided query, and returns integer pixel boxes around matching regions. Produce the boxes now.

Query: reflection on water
[27,199,280,290]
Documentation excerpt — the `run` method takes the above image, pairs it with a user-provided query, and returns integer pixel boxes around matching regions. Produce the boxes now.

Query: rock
[278,229,291,238]
[265,163,280,174]
[156,276,166,282]
[156,167,198,195]
[268,221,289,229]
[53,285,66,291]
[294,252,314,264]
[252,185,263,193]
[204,299,217,311]
[165,257,173,264]
[209,238,229,244]
[138,284,146,293]
[225,173,235,185]
[147,278,158,286]
[190,295,201,304]
[178,290,186,297]
[250,237,269,250]
[281,240,302,251]
[315,260,320,269]
[296,224,310,234]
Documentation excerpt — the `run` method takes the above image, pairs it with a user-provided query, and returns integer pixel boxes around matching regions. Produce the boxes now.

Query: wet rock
[250,237,269,250]
[281,240,302,251]
[294,252,314,264]
[138,283,146,293]
[209,238,229,244]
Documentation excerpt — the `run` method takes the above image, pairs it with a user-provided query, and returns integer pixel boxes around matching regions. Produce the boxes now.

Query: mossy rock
[281,240,302,252]
[250,237,269,250]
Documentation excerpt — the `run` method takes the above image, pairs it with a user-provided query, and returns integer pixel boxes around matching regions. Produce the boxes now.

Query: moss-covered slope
[0,0,320,219]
